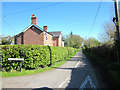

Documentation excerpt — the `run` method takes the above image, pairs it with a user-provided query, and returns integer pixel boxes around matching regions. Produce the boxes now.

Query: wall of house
[16,27,44,45]
[62,41,64,47]
[53,37,59,46]
[16,34,22,44]
[15,26,53,46]
[23,27,44,45]
[43,32,53,46]
[58,34,62,47]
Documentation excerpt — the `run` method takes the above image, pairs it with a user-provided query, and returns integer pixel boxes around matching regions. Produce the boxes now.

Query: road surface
[2,50,106,89]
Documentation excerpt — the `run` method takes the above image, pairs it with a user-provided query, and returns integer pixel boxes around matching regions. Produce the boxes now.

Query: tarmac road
[2,50,106,89]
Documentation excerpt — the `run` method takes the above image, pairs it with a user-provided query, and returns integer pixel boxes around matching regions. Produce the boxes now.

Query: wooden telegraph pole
[114,0,120,65]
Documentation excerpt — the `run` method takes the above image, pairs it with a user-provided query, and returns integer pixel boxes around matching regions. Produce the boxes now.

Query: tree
[1,35,13,45]
[84,37,100,48]
[100,22,116,44]
[64,33,83,49]
[70,31,73,36]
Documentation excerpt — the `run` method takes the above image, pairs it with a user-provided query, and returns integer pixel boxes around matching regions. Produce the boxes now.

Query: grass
[83,50,120,88]
[2,51,79,77]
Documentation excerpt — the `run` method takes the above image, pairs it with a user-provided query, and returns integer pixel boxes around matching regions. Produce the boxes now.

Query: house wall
[15,27,44,45]
[53,37,59,46]
[58,34,62,47]
[52,35,62,47]
[62,41,64,47]
[23,27,44,45]
[17,34,22,44]
[15,26,53,46]
[43,32,53,46]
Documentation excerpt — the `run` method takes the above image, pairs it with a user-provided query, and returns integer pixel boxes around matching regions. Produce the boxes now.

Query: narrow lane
[66,52,99,88]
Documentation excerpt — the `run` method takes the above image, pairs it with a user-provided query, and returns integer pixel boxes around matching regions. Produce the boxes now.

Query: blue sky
[1,1,115,41]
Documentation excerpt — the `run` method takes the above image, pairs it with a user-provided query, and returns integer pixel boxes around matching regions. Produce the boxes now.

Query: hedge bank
[1,45,77,71]
[83,44,116,62]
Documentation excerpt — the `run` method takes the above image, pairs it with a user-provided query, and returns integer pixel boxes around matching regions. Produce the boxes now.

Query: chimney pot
[43,26,48,31]
[32,14,34,17]
[31,14,37,25]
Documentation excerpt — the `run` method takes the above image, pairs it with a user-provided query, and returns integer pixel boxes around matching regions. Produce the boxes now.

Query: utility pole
[114,0,120,65]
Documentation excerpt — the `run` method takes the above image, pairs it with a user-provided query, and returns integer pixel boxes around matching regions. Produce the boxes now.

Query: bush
[1,45,77,71]
[83,43,116,62]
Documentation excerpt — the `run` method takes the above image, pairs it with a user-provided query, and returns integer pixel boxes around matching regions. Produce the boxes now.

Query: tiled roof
[49,31,61,37]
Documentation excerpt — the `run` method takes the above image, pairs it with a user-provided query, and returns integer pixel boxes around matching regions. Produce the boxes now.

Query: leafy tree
[84,37,100,48]
[1,35,13,45]
[64,32,83,49]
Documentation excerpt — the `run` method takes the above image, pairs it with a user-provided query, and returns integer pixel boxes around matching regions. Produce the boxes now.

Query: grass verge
[83,50,120,88]
[2,50,79,77]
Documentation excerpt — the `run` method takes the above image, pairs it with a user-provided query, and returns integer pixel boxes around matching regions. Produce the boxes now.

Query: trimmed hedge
[1,45,77,71]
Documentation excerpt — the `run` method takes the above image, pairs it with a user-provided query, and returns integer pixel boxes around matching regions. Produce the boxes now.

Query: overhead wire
[87,0,102,38]
[2,2,64,36]
[2,2,64,16]
[2,17,18,36]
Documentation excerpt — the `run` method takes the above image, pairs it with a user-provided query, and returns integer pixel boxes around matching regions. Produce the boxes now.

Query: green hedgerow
[1,45,77,72]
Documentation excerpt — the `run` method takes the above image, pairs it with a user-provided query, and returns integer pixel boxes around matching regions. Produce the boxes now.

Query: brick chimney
[43,26,48,31]
[31,14,37,25]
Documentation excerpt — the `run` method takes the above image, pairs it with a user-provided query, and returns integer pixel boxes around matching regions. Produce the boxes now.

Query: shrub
[1,45,77,71]
[83,43,116,62]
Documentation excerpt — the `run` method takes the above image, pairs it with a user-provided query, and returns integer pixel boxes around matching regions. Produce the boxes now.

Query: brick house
[49,31,62,46]
[14,14,64,47]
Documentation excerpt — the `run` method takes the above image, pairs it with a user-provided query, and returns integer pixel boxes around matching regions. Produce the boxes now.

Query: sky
[1,0,116,41]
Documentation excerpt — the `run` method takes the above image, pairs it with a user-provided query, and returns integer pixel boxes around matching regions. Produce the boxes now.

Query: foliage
[1,45,77,72]
[82,21,120,87]
[84,37,101,48]
[64,32,83,49]
[97,21,120,63]
[2,50,78,77]
[99,22,116,44]
[84,50,120,88]
[83,42,116,63]
[0,35,13,45]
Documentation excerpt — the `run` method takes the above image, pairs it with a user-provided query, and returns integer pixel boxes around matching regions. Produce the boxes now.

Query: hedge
[83,44,117,62]
[1,45,77,71]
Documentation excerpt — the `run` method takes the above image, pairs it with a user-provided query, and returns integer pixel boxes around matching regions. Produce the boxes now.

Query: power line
[3,2,64,16]
[87,0,102,38]
[2,17,18,36]
[2,2,64,36]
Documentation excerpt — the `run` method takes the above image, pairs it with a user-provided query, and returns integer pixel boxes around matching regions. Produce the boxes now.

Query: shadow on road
[67,58,89,89]
[32,87,53,90]
[32,51,107,89]
[65,52,108,89]
[66,53,99,89]
[54,54,91,89]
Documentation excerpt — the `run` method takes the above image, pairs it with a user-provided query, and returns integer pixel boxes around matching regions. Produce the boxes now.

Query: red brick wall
[17,34,22,44]
[53,34,62,47]
[53,37,59,46]
[23,27,44,45]
[15,26,53,45]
